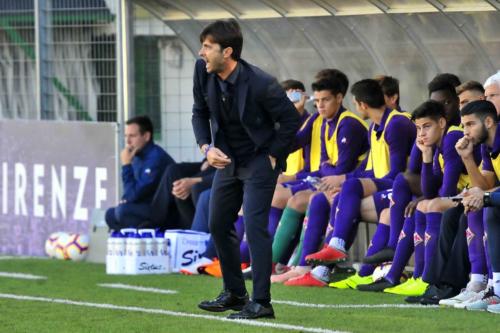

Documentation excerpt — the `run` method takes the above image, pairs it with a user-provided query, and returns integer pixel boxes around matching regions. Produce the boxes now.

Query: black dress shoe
[405,284,438,304]
[227,301,275,320]
[405,295,425,303]
[328,263,356,282]
[363,247,395,265]
[420,284,457,305]
[198,290,249,312]
[357,278,397,292]
[331,262,356,275]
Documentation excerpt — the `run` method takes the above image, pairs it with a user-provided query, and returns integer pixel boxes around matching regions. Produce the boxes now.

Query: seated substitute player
[358,100,478,294]
[269,70,369,275]
[272,75,403,285]
[301,79,415,287]
[456,100,500,313]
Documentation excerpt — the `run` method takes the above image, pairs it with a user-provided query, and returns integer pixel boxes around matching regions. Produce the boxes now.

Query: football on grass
[63,234,90,261]
[372,262,392,281]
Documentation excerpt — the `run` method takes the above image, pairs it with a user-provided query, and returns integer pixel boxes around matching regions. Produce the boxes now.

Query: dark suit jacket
[191,58,301,170]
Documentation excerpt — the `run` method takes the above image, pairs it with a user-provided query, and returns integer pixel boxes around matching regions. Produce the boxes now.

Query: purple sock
[483,217,492,279]
[385,216,415,284]
[324,195,340,244]
[388,174,413,249]
[268,207,283,238]
[367,223,391,255]
[421,212,441,279]
[345,220,360,250]
[239,235,250,263]
[467,210,487,275]
[359,224,390,277]
[299,193,330,266]
[331,178,363,241]
[235,216,245,241]
[413,210,426,278]
[324,228,333,245]
[358,264,376,277]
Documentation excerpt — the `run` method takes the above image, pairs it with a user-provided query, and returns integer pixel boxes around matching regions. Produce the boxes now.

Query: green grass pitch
[0,258,498,332]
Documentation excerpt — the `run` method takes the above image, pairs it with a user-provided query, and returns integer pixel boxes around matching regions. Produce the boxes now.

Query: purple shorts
[372,189,393,218]
[282,180,316,195]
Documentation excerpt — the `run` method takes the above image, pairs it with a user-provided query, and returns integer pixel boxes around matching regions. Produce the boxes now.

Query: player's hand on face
[455,137,474,159]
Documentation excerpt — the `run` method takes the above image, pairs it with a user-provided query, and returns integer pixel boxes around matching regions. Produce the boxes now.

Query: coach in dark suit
[192,19,301,319]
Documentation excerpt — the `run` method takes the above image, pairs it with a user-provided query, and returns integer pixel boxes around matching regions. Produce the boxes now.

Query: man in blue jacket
[192,19,301,320]
[105,115,174,230]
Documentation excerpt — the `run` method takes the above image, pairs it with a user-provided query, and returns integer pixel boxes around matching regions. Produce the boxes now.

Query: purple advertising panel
[0,120,118,256]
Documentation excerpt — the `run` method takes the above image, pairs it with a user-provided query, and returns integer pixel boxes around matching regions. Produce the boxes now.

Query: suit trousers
[485,206,500,272]
[209,153,279,302]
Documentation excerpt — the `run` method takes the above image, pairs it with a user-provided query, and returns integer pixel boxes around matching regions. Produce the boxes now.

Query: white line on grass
[98,283,178,294]
[273,300,438,309]
[98,282,436,310]
[0,272,47,280]
[0,256,46,260]
[0,293,349,333]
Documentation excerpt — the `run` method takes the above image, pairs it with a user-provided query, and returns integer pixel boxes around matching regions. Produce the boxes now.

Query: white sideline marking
[273,300,438,309]
[0,272,47,280]
[0,256,46,260]
[0,293,348,333]
[99,281,435,309]
[98,283,178,295]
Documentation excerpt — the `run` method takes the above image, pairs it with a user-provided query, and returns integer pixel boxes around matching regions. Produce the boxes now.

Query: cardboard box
[164,230,210,272]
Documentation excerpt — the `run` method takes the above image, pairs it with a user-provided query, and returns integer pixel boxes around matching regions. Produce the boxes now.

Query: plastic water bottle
[155,230,170,273]
[122,228,139,274]
[129,231,143,257]
[114,231,126,273]
[121,228,137,257]
[106,231,119,274]
[107,231,117,256]
[139,229,156,257]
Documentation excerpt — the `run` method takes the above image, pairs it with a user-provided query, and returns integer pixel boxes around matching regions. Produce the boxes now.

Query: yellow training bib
[365,110,411,178]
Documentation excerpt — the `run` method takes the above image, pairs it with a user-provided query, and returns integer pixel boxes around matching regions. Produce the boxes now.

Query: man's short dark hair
[281,79,305,92]
[411,100,446,122]
[456,80,485,96]
[350,79,385,108]
[460,100,498,122]
[199,19,243,61]
[374,75,400,106]
[431,73,461,88]
[428,75,459,99]
[312,77,345,97]
[314,69,349,96]
[126,115,154,138]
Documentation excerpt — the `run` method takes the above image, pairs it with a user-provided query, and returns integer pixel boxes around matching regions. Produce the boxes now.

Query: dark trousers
[209,154,279,303]
[175,180,211,228]
[151,162,212,229]
[486,206,500,272]
[423,205,470,289]
[105,202,151,230]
